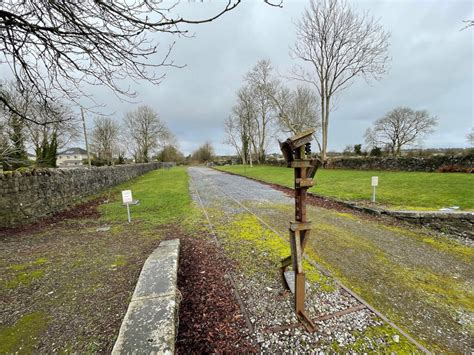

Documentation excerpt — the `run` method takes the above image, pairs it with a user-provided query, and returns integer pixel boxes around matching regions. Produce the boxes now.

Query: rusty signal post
[279,129,321,333]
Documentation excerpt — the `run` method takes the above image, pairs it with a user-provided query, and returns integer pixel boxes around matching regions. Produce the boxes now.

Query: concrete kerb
[329,197,474,239]
[112,239,180,355]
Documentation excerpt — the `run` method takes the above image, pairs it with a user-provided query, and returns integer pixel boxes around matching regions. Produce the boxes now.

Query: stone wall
[265,154,474,172]
[335,198,474,240]
[0,163,166,228]
[388,211,474,240]
[325,155,474,172]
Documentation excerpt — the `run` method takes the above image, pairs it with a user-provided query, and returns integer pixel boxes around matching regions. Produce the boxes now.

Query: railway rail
[189,167,431,354]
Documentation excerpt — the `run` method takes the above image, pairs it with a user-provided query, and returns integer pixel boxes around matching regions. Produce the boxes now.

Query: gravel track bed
[188,167,410,353]
[190,167,474,353]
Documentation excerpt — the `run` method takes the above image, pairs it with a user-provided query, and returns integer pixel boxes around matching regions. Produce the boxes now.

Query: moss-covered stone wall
[265,154,474,172]
[0,163,163,227]
[326,155,474,172]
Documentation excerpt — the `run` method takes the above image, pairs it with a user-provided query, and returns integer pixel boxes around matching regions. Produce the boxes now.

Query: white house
[57,147,89,168]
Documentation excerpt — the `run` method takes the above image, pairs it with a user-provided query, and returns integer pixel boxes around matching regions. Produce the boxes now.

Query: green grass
[100,166,192,225]
[216,165,474,210]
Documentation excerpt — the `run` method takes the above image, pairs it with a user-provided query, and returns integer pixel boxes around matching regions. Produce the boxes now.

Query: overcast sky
[83,0,473,155]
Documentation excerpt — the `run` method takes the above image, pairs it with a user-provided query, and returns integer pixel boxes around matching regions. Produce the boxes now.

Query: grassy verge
[0,167,194,353]
[100,166,192,225]
[216,165,474,211]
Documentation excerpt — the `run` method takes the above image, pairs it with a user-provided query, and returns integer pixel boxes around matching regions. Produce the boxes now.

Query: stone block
[112,239,180,355]
[112,297,176,355]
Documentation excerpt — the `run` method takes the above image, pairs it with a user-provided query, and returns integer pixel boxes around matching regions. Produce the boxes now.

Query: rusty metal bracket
[261,304,366,334]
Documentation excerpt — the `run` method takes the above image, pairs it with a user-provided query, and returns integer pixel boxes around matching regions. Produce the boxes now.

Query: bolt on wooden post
[279,129,321,333]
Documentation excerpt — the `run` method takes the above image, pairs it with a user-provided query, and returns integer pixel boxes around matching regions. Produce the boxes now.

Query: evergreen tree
[46,132,58,168]
[36,131,58,168]
[7,114,27,169]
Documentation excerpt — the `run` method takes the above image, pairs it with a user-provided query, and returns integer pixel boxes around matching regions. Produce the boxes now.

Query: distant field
[216,165,474,211]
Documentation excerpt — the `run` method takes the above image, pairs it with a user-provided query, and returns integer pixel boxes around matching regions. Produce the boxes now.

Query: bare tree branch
[0,0,280,125]
[461,20,474,30]
[264,0,283,8]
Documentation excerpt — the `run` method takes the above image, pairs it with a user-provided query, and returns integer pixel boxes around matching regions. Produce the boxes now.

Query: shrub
[437,165,474,173]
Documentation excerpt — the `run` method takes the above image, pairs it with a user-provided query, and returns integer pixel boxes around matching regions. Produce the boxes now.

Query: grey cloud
[78,0,472,155]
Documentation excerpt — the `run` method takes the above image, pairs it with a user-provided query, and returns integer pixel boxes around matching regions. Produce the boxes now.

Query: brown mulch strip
[0,198,103,237]
[176,234,258,354]
[268,183,375,217]
[215,169,403,224]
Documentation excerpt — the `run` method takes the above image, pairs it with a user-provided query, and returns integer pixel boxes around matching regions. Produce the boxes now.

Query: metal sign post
[126,204,131,223]
[371,176,378,203]
[279,129,321,333]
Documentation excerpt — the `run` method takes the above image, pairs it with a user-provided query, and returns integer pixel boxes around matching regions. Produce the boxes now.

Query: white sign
[371,176,379,187]
[122,190,133,204]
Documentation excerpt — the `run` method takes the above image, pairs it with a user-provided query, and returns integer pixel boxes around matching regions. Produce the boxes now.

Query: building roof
[58,147,88,155]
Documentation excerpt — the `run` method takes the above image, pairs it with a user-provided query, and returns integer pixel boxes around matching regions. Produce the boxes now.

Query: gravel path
[188,167,473,353]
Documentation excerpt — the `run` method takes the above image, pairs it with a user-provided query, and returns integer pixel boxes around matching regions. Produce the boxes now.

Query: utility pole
[81,108,92,168]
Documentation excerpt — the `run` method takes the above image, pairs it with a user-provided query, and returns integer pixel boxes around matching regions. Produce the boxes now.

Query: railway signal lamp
[279,129,321,333]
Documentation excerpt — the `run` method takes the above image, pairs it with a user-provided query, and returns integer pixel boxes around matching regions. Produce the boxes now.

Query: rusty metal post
[279,130,320,333]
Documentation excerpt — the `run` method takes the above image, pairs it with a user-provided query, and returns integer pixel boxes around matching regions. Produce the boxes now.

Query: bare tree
[224,115,244,162]
[0,117,17,169]
[236,86,258,166]
[0,82,29,169]
[364,107,437,156]
[467,129,474,147]
[276,85,321,149]
[292,0,390,162]
[27,105,79,164]
[245,59,280,163]
[90,117,120,165]
[0,1,281,125]
[224,85,258,166]
[192,141,215,163]
[156,144,185,164]
[123,105,170,163]
[1,81,79,167]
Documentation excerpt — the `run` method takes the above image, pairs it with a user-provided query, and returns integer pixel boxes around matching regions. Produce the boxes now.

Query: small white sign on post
[122,190,133,222]
[371,176,378,202]
[371,176,379,187]
[122,190,133,204]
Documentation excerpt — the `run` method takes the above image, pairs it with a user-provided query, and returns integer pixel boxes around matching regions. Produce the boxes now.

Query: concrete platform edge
[112,239,180,355]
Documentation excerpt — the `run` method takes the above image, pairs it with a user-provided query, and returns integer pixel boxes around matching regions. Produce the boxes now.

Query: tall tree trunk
[396,144,401,156]
[249,146,253,167]
[321,95,330,164]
